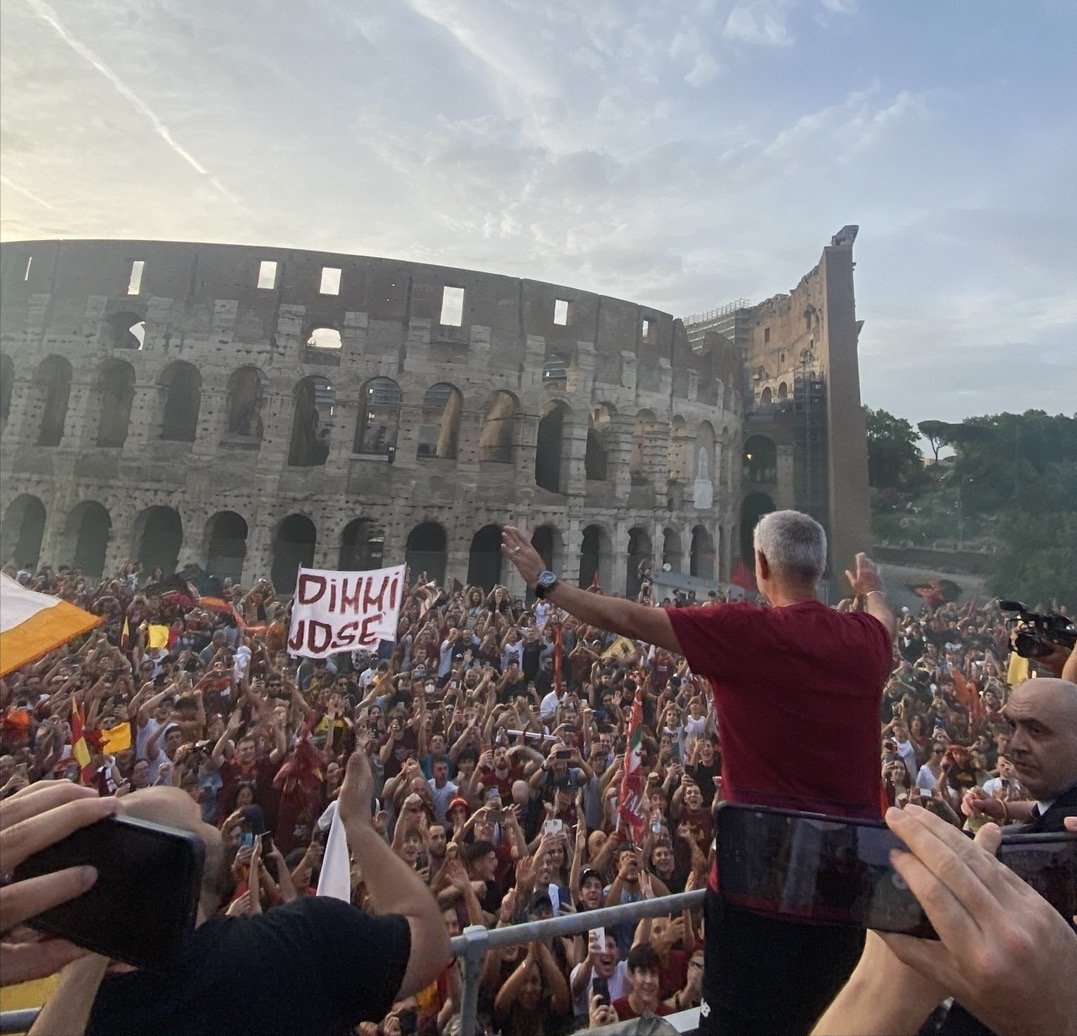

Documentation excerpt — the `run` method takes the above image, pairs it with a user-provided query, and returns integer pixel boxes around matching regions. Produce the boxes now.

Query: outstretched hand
[500,527,544,586]
[844,552,883,597]
[338,749,375,828]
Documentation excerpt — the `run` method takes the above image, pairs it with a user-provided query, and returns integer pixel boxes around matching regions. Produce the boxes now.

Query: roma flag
[70,704,94,784]
[618,688,647,839]
[120,617,131,649]
[0,573,101,677]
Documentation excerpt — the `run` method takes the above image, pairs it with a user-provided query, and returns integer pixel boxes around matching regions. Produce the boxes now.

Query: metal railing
[450,888,706,1036]
[0,889,707,1035]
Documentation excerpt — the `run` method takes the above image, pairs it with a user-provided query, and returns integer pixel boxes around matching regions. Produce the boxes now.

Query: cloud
[722,2,795,47]
[820,0,858,14]
[0,174,59,213]
[22,0,237,203]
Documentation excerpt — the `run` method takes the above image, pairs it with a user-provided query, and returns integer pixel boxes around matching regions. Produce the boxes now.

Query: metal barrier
[0,889,707,1035]
[450,888,706,1036]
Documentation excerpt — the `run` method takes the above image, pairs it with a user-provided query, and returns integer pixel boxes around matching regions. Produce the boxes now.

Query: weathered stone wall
[0,240,740,596]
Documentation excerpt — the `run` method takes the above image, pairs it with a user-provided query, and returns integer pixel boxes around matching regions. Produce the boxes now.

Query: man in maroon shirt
[502,511,895,1036]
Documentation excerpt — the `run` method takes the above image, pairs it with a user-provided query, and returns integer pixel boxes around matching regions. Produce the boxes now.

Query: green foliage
[916,420,953,464]
[988,511,1077,609]
[866,408,923,490]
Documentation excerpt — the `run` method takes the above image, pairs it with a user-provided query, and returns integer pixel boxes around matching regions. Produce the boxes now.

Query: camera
[998,600,1076,658]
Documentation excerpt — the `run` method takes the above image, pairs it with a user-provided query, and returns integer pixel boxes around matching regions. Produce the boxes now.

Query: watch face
[537,571,557,589]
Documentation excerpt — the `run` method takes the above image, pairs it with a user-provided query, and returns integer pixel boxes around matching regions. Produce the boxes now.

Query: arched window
[272,514,317,592]
[479,391,517,463]
[94,360,136,447]
[760,386,773,407]
[662,528,682,574]
[102,312,145,350]
[159,362,202,442]
[405,522,447,586]
[740,493,776,563]
[585,404,614,481]
[777,381,788,401]
[206,511,248,583]
[690,525,715,579]
[134,506,183,576]
[355,378,402,458]
[627,527,653,599]
[417,383,462,460]
[0,353,14,426]
[339,518,385,570]
[225,367,267,440]
[743,435,777,484]
[304,326,342,365]
[34,356,72,447]
[467,525,503,590]
[69,501,111,577]
[578,525,611,589]
[2,495,46,569]
[288,376,334,467]
[536,402,567,492]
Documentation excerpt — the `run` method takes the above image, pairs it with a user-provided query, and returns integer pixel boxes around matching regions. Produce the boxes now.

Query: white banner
[287,564,405,658]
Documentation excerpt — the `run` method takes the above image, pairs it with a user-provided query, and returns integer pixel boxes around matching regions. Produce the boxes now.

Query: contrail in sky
[0,174,61,212]
[23,0,238,203]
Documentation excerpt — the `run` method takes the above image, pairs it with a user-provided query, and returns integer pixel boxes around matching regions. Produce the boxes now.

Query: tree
[866,408,922,490]
[917,420,953,465]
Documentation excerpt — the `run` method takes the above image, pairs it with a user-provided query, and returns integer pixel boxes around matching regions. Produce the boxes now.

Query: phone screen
[592,976,611,1005]
[13,814,204,970]
[715,803,1077,939]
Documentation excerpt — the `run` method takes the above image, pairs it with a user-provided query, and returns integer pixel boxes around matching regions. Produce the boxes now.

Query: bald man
[963,678,1077,833]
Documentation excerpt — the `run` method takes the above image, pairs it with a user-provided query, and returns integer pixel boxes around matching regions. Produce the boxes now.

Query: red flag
[70,703,94,785]
[618,689,647,840]
[589,570,602,592]
[730,559,757,592]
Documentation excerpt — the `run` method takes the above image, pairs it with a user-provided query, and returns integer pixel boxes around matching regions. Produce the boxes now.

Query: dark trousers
[699,888,865,1036]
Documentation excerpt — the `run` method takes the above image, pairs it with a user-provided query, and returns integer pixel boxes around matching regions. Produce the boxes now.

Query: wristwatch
[534,570,558,599]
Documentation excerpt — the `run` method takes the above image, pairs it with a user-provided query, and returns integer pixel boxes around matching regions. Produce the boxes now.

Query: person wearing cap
[503,512,895,1036]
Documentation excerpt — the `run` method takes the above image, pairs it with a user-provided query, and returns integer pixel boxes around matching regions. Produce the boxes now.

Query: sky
[1,0,1075,428]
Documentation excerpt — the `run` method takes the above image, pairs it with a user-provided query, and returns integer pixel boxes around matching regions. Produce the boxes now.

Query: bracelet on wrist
[998,797,1010,824]
[865,589,887,598]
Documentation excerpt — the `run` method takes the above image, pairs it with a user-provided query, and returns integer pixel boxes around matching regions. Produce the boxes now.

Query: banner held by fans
[287,565,405,659]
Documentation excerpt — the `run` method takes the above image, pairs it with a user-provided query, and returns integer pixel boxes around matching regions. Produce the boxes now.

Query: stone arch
[224,366,267,440]
[662,527,683,574]
[34,355,72,446]
[205,511,248,583]
[158,361,202,442]
[743,434,777,484]
[417,383,462,460]
[68,501,111,577]
[668,415,689,482]
[630,409,662,484]
[578,524,612,589]
[530,524,563,573]
[740,492,776,563]
[585,403,615,481]
[0,353,13,427]
[627,526,653,598]
[479,391,517,464]
[102,311,145,350]
[690,525,715,579]
[339,518,385,570]
[133,505,183,576]
[467,524,503,590]
[536,401,568,492]
[271,514,317,591]
[778,381,788,401]
[93,359,136,447]
[288,376,334,467]
[405,521,447,586]
[355,377,402,458]
[2,494,46,569]
[760,386,773,406]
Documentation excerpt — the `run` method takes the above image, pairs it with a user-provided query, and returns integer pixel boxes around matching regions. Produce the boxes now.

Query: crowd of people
[1,525,1074,1036]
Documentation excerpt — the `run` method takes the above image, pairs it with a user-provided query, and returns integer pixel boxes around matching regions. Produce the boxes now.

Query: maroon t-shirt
[666,600,892,888]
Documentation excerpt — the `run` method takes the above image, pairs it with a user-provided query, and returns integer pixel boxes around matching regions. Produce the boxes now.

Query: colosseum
[0,229,870,600]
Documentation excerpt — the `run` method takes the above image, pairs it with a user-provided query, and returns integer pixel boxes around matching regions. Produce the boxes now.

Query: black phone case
[12,813,205,971]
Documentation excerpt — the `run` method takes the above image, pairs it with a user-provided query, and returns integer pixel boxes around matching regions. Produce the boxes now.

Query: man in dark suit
[962,677,1077,834]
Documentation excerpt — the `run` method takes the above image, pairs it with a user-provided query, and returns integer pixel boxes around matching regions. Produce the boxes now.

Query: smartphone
[715,803,1077,939]
[592,976,611,1006]
[260,833,274,854]
[239,831,254,849]
[487,808,506,823]
[12,814,204,971]
[556,749,572,760]
[543,818,564,836]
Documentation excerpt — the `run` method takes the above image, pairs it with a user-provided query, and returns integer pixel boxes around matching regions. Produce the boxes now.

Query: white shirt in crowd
[427,777,459,824]
[540,689,561,722]
[915,764,941,793]
[569,960,628,1017]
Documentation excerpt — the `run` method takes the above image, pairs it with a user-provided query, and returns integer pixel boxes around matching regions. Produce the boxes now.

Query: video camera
[998,600,1076,659]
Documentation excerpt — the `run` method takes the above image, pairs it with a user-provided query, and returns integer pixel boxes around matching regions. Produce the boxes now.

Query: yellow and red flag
[70,703,94,784]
